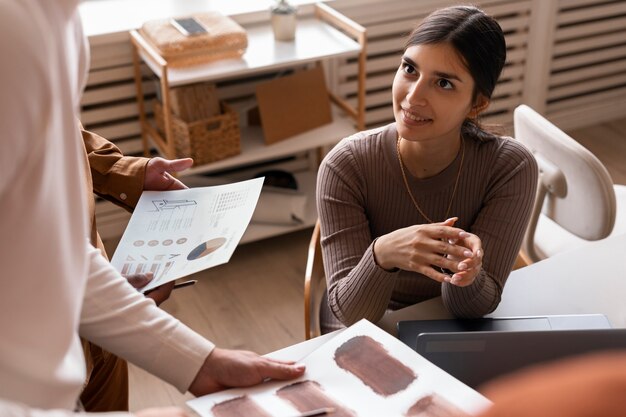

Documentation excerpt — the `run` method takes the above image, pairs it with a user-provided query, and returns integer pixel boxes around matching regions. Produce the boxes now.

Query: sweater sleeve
[317,139,400,326]
[441,140,538,318]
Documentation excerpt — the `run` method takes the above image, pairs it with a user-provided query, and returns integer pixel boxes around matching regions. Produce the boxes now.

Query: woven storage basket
[141,12,248,67]
[169,83,221,122]
[153,100,241,164]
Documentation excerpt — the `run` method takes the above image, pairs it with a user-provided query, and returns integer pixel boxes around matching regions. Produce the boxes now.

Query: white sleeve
[79,242,215,392]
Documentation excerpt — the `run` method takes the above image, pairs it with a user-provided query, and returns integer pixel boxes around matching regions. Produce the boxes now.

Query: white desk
[270,233,626,358]
[490,232,626,326]
[377,232,626,336]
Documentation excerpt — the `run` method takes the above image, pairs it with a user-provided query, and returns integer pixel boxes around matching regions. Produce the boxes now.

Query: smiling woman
[316,5,539,333]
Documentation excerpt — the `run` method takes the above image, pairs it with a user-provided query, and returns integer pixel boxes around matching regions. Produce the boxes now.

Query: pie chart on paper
[187,237,227,261]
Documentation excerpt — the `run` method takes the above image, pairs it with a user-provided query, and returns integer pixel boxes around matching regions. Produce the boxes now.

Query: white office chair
[514,104,626,263]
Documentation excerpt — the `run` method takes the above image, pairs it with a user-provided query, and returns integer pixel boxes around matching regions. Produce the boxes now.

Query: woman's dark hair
[405,6,506,140]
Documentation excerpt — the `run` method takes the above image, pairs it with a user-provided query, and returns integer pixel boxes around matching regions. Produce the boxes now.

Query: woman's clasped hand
[373,217,483,286]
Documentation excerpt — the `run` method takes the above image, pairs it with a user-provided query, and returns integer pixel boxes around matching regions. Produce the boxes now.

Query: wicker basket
[153,100,241,164]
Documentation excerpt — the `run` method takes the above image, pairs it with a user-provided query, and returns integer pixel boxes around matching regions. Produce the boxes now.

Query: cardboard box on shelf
[255,66,332,145]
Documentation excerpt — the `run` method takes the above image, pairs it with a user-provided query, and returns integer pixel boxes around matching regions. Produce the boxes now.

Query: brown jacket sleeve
[82,128,149,211]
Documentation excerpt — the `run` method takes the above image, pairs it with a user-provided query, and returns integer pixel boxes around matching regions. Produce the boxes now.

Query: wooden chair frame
[304,220,327,340]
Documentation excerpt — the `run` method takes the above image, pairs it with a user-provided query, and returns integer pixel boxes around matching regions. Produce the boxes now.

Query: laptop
[397,314,611,347]
[397,314,615,389]
[415,328,626,389]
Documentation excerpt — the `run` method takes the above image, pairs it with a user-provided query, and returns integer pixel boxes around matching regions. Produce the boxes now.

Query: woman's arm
[442,140,538,317]
[317,140,401,326]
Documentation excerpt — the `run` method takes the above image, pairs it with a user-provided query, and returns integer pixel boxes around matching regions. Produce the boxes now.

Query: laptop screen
[415,328,626,390]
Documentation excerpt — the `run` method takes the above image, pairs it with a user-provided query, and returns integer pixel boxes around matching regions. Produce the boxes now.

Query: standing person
[0,1,304,416]
[316,5,538,333]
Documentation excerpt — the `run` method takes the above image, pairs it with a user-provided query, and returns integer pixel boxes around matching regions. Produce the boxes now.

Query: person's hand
[442,231,483,287]
[144,157,193,191]
[135,407,189,417]
[373,217,479,283]
[188,348,306,396]
[125,272,175,306]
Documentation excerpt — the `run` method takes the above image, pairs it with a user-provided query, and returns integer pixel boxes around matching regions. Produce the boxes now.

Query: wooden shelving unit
[130,3,366,242]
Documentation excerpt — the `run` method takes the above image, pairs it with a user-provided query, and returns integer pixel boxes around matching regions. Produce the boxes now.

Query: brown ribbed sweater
[317,123,538,332]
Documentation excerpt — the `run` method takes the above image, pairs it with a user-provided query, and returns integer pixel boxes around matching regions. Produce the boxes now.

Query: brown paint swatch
[406,394,470,417]
[334,335,417,396]
[277,380,356,417]
[211,395,272,417]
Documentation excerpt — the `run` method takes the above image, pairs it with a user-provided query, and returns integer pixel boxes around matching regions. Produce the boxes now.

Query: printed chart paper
[188,319,491,417]
[111,178,263,292]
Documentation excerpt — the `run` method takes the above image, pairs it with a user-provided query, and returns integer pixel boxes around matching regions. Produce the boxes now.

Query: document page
[111,177,263,292]
[188,319,491,417]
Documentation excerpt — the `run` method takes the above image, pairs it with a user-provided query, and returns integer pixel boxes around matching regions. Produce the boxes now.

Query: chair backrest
[304,220,327,340]
[514,105,616,261]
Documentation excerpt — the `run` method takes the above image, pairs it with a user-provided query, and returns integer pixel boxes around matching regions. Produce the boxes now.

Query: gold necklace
[396,136,465,223]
